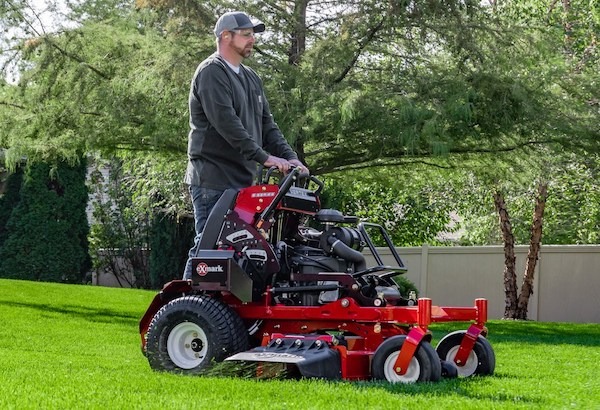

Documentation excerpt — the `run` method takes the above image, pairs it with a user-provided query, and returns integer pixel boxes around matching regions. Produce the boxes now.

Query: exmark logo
[196,263,224,276]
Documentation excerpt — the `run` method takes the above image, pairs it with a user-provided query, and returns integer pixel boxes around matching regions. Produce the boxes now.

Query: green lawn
[1,278,599,409]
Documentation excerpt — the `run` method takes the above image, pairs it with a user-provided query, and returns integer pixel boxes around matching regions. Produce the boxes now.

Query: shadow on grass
[0,300,140,326]
[359,377,542,406]
[184,361,543,406]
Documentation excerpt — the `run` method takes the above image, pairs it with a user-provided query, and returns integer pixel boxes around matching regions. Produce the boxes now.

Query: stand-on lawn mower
[139,167,495,383]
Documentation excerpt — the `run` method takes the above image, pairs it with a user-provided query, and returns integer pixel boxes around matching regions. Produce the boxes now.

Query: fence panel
[97,245,600,323]
[372,245,600,323]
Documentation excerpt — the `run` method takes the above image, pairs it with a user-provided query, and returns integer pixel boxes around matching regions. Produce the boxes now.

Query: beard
[232,43,253,59]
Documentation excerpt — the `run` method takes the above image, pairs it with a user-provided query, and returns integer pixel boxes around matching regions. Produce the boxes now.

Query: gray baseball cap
[214,11,265,37]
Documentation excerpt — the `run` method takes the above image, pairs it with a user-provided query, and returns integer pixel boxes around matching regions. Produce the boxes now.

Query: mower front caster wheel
[371,336,441,383]
[436,330,495,377]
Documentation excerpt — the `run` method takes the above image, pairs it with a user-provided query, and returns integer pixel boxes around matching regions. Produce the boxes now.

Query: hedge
[0,161,91,283]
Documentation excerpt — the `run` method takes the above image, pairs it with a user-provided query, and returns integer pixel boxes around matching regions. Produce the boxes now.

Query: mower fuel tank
[225,335,341,380]
[191,250,253,302]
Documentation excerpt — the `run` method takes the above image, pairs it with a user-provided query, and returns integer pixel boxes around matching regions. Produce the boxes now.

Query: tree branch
[332,16,386,84]
[42,37,111,80]
[6,0,110,80]
[547,0,560,19]
[0,101,26,109]
[450,138,561,154]
[308,137,563,175]
[319,158,455,174]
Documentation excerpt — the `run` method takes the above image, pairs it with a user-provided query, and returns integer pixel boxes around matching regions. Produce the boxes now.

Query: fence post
[420,243,429,296]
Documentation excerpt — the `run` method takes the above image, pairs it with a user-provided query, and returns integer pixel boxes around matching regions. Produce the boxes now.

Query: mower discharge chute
[139,168,495,383]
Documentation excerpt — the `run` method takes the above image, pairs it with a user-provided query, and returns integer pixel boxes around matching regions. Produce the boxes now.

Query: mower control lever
[262,165,308,183]
[256,167,302,230]
[261,165,323,195]
[262,166,281,183]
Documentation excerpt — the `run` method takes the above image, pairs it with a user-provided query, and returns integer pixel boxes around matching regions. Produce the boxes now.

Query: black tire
[423,341,442,382]
[435,331,496,377]
[440,360,459,378]
[145,296,249,374]
[372,336,441,383]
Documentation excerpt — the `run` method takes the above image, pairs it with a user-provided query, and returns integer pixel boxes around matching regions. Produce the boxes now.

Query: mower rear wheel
[435,331,495,377]
[371,336,441,383]
[145,295,248,374]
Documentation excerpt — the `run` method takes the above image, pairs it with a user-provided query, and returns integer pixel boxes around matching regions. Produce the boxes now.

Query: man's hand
[264,155,292,174]
[289,159,309,175]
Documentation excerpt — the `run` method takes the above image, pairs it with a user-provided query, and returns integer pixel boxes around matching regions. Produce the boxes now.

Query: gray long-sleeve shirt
[184,53,298,190]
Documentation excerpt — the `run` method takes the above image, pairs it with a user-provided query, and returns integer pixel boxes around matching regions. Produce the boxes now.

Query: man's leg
[182,185,224,279]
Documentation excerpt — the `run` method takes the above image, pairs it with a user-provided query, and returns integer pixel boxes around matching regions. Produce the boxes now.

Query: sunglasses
[231,30,255,38]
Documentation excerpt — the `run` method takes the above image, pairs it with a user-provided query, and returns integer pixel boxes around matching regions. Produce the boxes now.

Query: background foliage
[0,160,91,282]
[0,166,23,248]
[0,0,599,287]
[2,0,597,170]
[87,156,193,288]
[321,168,458,246]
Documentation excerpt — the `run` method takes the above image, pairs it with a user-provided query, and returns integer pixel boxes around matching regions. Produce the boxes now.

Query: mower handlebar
[256,167,302,229]
[283,166,324,195]
[263,165,310,182]
[255,166,323,229]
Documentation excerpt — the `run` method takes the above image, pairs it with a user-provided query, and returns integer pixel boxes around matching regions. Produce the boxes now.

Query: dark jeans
[182,185,224,279]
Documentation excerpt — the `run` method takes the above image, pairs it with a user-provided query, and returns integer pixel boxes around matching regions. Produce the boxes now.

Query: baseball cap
[214,11,266,38]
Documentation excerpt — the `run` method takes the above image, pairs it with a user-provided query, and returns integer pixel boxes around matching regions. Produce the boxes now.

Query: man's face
[229,29,255,58]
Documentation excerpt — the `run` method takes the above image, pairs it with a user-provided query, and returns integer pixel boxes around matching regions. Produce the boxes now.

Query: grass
[0,278,599,409]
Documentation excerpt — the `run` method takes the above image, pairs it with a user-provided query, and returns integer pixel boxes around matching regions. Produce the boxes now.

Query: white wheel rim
[383,351,420,383]
[167,322,208,369]
[445,346,478,377]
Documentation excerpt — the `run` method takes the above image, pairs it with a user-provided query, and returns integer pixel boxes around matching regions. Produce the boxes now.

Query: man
[183,11,306,279]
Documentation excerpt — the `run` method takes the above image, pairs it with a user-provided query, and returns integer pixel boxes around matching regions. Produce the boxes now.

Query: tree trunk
[288,0,309,66]
[561,0,574,57]
[493,189,518,318]
[287,0,309,164]
[515,182,549,319]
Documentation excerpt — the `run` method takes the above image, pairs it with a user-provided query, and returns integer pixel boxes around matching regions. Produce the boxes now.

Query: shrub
[0,161,91,282]
[395,275,419,299]
[0,167,24,249]
[88,159,150,288]
[321,178,456,246]
[148,212,194,288]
